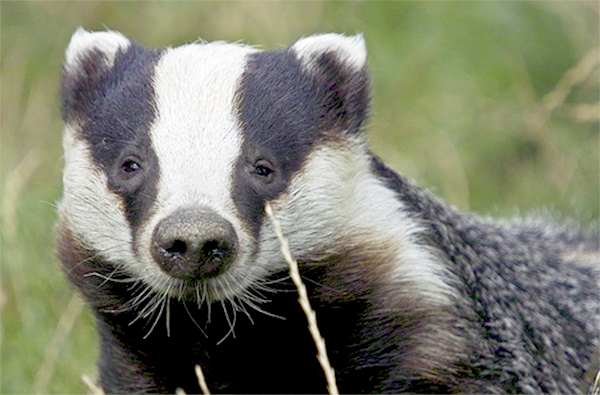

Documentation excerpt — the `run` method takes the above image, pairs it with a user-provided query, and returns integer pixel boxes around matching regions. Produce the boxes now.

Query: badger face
[59,29,371,306]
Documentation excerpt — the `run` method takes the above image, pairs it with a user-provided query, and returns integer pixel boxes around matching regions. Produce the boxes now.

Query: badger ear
[290,33,370,133]
[61,28,131,123]
[64,28,131,72]
[291,33,367,72]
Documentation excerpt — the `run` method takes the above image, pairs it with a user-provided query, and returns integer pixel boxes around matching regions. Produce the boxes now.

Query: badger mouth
[127,204,292,340]
[139,206,269,304]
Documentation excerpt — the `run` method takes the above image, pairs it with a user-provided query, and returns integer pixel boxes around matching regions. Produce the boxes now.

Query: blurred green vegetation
[1,2,598,393]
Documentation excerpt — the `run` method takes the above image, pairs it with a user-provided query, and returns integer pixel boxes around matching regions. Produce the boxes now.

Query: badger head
[58,29,374,312]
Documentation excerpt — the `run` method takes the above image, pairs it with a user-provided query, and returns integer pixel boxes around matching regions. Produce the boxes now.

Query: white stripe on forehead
[150,42,257,216]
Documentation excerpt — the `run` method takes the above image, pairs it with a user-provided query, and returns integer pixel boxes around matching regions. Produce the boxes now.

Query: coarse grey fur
[372,156,599,393]
[56,29,600,393]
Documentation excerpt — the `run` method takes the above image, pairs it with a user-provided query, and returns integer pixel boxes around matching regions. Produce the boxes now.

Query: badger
[57,28,599,394]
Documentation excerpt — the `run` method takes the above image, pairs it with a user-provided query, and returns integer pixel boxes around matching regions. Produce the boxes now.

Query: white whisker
[182,301,208,338]
[143,295,166,340]
[165,292,171,337]
[216,301,236,345]
[241,297,285,321]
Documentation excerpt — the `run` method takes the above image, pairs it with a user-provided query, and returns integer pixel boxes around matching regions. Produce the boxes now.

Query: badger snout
[151,208,238,280]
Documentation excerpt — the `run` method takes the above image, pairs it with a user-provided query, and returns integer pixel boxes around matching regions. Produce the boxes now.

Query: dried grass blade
[195,364,211,395]
[264,202,339,395]
[82,374,105,395]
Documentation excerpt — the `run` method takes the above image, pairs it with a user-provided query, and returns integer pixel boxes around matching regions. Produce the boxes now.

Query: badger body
[57,29,599,393]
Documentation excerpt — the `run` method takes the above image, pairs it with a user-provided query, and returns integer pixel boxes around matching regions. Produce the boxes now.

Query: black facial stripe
[79,44,162,231]
[233,50,316,237]
[61,48,109,124]
[312,51,370,132]
[233,47,370,237]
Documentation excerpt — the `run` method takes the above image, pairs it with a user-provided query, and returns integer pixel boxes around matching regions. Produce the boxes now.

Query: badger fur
[57,29,599,393]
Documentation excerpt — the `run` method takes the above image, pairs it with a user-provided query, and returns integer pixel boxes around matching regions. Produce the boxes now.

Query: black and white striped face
[59,29,370,303]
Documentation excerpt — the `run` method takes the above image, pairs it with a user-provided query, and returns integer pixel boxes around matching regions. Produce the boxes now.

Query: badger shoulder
[369,154,599,392]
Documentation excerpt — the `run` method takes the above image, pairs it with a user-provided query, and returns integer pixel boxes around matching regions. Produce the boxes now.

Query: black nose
[151,208,238,280]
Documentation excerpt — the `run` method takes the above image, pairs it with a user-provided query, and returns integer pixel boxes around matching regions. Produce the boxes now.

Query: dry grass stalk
[264,202,339,395]
[529,46,600,133]
[592,369,600,395]
[195,364,211,395]
[541,47,599,115]
[561,103,600,122]
[33,294,83,393]
[82,366,209,394]
[2,149,42,243]
[82,374,105,395]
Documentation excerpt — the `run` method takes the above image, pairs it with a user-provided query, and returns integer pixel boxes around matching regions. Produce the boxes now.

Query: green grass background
[1,2,598,393]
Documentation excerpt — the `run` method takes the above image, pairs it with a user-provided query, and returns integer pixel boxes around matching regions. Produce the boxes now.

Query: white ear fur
[64,28,131,72]
[290,33,367,71]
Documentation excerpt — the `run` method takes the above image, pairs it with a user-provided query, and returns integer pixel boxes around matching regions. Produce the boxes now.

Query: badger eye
[254,160,274,179]
[121,158,142,174]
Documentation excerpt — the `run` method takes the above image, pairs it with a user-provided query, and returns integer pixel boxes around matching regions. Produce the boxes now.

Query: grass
[1,2,598,393]
[265,202,338,395]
